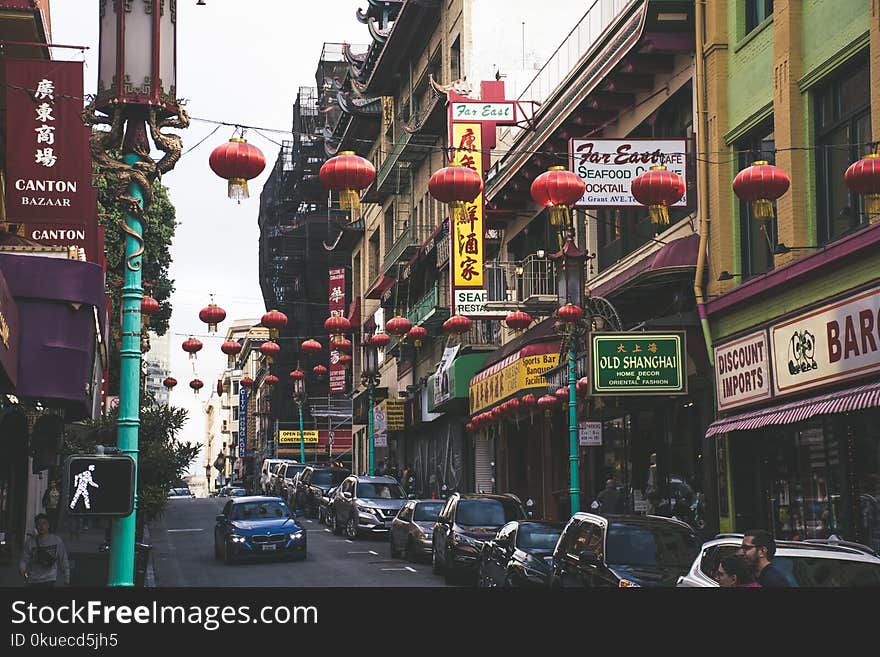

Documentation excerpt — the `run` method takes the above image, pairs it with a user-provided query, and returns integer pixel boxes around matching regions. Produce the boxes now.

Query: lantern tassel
[228,178,250,201]
[450,200,467,229]
[549,205,570,227]
[339,189,360,210]
[750,199,774,220]
[649,205,670,228]
[209,322,217,333]
[867,194,880,225]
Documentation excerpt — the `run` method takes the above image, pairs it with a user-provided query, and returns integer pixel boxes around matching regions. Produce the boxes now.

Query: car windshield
[230,488,247,497]
[606,522,699,568]
[414,502,444,522]
[230,501,290,521]
[313,470,348,486]
[517,525,563,551]
[287,465,306,478]
[456,499,524,527]
[357,482,405,499]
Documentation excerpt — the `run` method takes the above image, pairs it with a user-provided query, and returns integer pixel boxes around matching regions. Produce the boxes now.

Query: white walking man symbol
[69,464,100,510]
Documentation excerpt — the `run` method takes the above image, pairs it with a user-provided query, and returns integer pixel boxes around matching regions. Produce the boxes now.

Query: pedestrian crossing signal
[63,455,135,518]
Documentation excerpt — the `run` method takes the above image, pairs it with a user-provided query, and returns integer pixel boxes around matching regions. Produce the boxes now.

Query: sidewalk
[0,517,154,588]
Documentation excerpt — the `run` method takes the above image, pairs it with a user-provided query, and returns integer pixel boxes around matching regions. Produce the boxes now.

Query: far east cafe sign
[447,86,527,319]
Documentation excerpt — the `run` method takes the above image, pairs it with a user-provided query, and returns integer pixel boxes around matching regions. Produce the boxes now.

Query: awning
[365,274,395,300]
[347,297,361,328]
[705,381,880,437]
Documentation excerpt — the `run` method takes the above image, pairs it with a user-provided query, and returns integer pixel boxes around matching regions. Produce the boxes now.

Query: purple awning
[590,234,700,299]
[705,381,880,437]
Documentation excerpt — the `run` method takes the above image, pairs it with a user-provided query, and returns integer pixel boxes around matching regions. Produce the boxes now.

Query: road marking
[324,529,331,533]
[345,539,353,544]
[380,567,410,571]
[405,566,417,572]
[369,550,378,555]
[347,551,374,555]
[167,529,204,533]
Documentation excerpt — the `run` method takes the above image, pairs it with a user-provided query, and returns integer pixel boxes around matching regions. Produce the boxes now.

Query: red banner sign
[4,60,94,224]
[328,267,347,393]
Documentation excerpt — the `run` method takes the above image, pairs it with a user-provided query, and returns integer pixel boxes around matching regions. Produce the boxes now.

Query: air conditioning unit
[221,420,229,433]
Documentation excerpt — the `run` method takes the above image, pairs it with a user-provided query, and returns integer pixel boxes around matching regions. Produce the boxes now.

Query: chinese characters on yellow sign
[469,352,559,414]
[450,123,484,289]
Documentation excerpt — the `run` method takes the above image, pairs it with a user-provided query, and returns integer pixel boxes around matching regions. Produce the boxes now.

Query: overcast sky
[48,1,586,474]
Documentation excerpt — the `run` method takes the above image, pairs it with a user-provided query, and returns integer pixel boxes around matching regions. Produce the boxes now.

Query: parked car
[276,462,308,504]
[390,499,445,562]
[167,487,195,499]
[228,487,248,498]
[213,496,306,564]
[677,534,880,587]
[295,466,350,518]
[478,520,565,588]
[260,458,295,495]
[550,513,700,588]
[432,493,528,583]
[331,475,408,539]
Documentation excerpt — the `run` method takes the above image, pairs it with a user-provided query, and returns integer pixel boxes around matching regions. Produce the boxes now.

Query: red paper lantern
[301,339,322,355]
[261,309,288,338]
[370,332,391,348]
[555,387,570,403]
[264,374,279,387]
[845,153,880,204]
[577,377,590,396]
[221,341,242,356]
[492,406,504,421]
[507,398,521,415]
[631,165,686,229]
[537,394,559,413]
[312,364,328,378]
[289,369,305,381]
[386,316,412,337]
[520,394,538,410]
[443,314,472,335]
[330,336,353,353]
[407,325,428,347]
[319,151,376,210]
[530,166,586,227]
[141,295,159,317]
[732,160,790,221]
[557,303,584,324]
[182,337,203,360]
[338,353,352,368]
[163,376,177,390]
[240,377,254,389]
[260,341,281,361]
[209,137,267,201]
[199,303,226,333]
[428,165,483,227]
[189,379,204,394]
[465,422,475,433]
[325,315,352,339]
[504,311,532,331]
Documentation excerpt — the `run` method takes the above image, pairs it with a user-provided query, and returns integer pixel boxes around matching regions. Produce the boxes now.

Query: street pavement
[152,498,452,587]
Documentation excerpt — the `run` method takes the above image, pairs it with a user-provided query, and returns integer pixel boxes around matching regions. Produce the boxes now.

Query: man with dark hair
[19,513,69,587]
[592,479,624,515]
[740,529,790,587]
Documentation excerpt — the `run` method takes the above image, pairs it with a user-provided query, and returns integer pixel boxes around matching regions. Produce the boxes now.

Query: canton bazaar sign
[590,332,686,395]
[771,286,880,398]
[569,139,688,208]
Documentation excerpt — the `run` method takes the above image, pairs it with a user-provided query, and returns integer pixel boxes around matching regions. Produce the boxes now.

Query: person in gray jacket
[19,513,69,587]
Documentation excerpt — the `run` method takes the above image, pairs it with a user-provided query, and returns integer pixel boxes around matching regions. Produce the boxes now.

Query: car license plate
[262,544,276,552]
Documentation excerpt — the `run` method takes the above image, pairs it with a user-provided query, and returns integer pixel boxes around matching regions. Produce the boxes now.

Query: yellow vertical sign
[450,123,484,288]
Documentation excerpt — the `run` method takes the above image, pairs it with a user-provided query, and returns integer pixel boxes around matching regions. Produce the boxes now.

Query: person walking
[42,480,61,533]
[740,529,790,587]
[19,513,70,588]
[716,554,760,587]
[592,479,624,515]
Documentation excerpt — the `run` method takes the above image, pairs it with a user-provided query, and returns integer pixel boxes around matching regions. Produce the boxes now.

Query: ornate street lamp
[362,336,381,476]
[290,368,306,464]
[86,0,189,588]
[550,238,588,517]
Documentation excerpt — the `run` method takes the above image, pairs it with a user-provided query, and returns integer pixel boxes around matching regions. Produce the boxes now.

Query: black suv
[295,466,350,518]
[550,512,700,588]
[432,493,527,584]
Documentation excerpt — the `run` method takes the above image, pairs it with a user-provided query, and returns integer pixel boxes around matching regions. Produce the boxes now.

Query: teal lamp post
[86,0,189,586]
[361,336,381,476]
[291,367,306,464]
[551,239,588,518]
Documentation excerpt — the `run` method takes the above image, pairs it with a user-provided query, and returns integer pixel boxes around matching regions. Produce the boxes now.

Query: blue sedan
[214,496,307,564]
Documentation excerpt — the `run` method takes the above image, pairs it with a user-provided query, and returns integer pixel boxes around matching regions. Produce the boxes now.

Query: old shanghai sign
[4,60,92,224]
[570,139,688,208]
[590,332,686,395]
[771,285,880,398]
[714,330,771,412]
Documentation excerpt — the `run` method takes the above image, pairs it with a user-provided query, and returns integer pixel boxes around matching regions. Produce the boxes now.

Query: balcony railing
[483,256,557,311]
[405,282,449,329]
[383,222,434,272]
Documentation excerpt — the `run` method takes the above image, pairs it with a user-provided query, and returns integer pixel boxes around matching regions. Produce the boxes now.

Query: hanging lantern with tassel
[428,165,483,229]
[199,301,226,334]
[530,166,586,227]
[319,151,376,211]
[182,336,203,361]
[209,137,267,201]
[732,161,790,222]
[631,165,686,230]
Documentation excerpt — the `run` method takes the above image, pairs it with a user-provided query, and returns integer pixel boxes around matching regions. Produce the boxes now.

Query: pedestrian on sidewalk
[740,529,790,587]
[19,513,70,588]
[42,480,61,533]
[715,554,760,587]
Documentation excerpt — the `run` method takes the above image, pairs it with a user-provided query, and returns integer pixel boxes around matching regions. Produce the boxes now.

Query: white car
[677,534,880,587]
[168,487,195,499]
[260,458,297,495]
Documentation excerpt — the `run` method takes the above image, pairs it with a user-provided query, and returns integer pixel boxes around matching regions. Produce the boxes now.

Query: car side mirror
[578,549,599,565]
[407,493,417,499]
[343,491,352,500]
[215,515,225,522]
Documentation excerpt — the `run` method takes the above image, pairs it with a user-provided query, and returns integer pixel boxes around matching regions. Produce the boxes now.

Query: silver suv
[331,475,408,539]
[677,534,880,587]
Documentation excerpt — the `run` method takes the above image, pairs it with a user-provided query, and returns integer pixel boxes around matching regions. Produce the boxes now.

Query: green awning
[427,353,488,412]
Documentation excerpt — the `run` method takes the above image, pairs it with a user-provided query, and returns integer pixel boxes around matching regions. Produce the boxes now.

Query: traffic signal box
[63,455,135,518]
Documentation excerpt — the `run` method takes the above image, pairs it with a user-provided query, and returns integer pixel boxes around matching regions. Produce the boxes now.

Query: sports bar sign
[590,332,686,395]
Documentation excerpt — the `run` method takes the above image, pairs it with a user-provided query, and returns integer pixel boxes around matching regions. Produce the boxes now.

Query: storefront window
[736,124,776,278]
[851,411,880,553]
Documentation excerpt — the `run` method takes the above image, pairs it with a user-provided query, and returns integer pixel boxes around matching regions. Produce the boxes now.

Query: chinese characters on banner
[328,267,347,393]
[450,123,484,291]
[4,60,94,226]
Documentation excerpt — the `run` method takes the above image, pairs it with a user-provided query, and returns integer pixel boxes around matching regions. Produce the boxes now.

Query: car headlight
[289,531,304,540]
[452,533,479,548]
[230,535,246,543]
[618,579,641,588]
[357,504,378,515]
